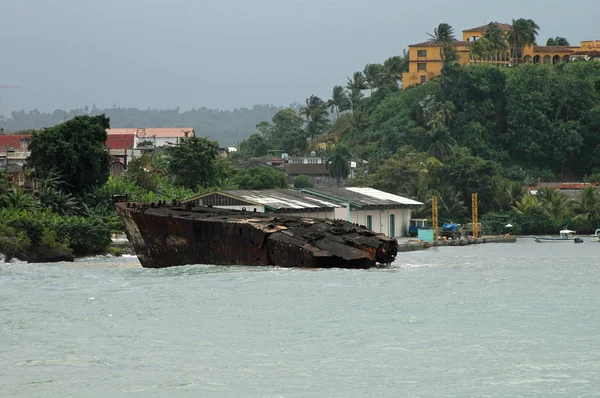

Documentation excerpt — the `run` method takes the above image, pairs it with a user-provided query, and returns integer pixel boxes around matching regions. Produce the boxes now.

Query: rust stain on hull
[114,201,398,269]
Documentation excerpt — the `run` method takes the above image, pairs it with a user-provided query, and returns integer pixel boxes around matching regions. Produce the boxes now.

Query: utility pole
[431,196,439,246]
[472,193,479,239]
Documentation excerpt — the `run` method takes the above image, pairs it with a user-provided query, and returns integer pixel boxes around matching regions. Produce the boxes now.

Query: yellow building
[402,22,600,89]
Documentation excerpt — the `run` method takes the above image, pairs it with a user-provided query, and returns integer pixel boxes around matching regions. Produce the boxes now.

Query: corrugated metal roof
[188,189,342,210]
[302,187,423,206]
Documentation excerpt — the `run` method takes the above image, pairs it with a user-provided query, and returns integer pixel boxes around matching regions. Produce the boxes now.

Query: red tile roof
[409,40,472,48]
[463,22,512,33]
[106,128,195,138]
[105,134,135,150]
[0,134,31,150]
[533,46,577,53]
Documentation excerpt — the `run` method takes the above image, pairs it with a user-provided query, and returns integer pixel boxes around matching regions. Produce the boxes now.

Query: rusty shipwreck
[114,198,398,269]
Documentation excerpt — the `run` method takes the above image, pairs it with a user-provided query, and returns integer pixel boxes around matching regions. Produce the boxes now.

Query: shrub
[293,174,313,188]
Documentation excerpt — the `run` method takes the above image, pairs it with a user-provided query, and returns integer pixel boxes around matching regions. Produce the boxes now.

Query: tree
[0,171,12,206]
[470,38,491,63]
[27,114,111,196]
[428,23,457,64]
[327,86,350,118]
[507,18,539,65]
[547,37,570,46]
[571,186,600,231]
[368,148,429,197]
[431,185,468,223]
[37,170,79,215]
[124,154,160,192]
[163,136,219,190]
[258,108,307,154]
[546,37,557,46]
[346,71,369,92]
[300,95,330,148]
[484,23,509,64]
[327,147,350,187]
[293,174,313,188]
[238,133,269,158]
[231,167,287,190]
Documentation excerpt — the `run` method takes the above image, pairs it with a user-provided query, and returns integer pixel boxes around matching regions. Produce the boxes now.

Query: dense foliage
[28,115,111,195]
[231,167,287,190]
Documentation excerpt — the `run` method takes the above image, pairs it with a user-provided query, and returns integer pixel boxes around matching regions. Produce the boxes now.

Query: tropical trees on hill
[484,23,509,64]
[327,147,351,187]
[547,37,570,46]
[507,18,540,64]
[300,95,330,147]
[428,23,457,63]
[327,86,350,118]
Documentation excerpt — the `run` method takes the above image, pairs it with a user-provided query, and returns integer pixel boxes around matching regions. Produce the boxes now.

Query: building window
[366,215,373,230]
[417,50,427,57]
[417,63,427,71]
[420,75,427,84]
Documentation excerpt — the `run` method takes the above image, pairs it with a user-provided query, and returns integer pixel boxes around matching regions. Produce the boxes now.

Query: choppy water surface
[1,239,600,397]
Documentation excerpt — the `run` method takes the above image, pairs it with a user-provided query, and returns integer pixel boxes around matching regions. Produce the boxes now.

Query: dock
[397,235,517,252]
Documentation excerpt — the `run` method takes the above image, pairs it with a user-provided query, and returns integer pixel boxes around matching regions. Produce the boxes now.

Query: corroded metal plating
[114,200,398,269]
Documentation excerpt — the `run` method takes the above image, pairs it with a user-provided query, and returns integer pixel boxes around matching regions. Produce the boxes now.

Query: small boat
[534,229,584,243]
[589,229,600,242]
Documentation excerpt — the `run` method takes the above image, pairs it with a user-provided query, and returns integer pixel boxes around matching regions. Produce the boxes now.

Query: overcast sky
[1,0,597,115]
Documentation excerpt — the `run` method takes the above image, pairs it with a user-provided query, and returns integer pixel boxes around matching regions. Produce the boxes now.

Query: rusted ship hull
[114,201,398,269]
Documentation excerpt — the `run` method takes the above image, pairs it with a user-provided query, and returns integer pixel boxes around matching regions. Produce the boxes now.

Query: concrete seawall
[398,235,517,252]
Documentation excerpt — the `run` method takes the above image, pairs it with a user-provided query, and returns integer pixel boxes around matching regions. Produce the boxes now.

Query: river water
[1,239,600,397]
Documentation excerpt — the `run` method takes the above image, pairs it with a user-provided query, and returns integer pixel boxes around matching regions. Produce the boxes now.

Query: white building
[183,187,422,238]
[301,187,423,238]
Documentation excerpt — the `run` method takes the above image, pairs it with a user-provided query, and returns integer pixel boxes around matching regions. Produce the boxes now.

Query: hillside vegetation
[235,21,600,233]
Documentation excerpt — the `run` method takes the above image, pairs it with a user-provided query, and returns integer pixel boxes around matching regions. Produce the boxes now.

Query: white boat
[534,229,584,243]
[589,229,600,242]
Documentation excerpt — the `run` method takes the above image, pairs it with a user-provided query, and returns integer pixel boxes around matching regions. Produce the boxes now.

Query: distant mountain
[0,104,300,146]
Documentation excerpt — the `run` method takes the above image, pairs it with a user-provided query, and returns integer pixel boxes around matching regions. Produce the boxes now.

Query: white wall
[134,136,184,148]
[330,205,413,238]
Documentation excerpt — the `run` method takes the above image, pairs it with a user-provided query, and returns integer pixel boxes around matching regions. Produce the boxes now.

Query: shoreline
[397,235,517,253]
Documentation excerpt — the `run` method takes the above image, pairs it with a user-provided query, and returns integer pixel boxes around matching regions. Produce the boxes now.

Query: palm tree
[363,63,384,93]
[431,185,468,223]
[426,127,455,160]
[348,88,364,115]
[507,18,539,65]
[428,23,456,63]
[484,23,509,64]
[381,56,406,88]
[5,190,38,211]
[428,23,455,45]
[346,71,368,92]
[536,188,571,227]
[327,147,351,187]
[470,38,491,63]
[327,86,349,119]
[571,186,600,231]
[300,96,330,148]
[37,169,80,215]
[299,95,326,122]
